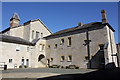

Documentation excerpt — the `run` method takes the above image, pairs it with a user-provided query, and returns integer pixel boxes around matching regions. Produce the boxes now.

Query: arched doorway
[38,54,45,62]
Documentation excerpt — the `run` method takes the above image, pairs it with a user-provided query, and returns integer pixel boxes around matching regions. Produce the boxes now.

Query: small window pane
[9,59,12,63]
[68,56,72,62]
[60,39,64,45]
[36,31,39,39]
[54,44,57,48]
[32,30,34,39]
[61,56,65,62]
[41,33,43,38]
[68,37,71,46]
[48,45,50,48]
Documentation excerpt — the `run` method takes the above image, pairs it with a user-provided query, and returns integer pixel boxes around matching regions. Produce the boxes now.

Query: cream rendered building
[0,13,51,69]
[0,10,118,69]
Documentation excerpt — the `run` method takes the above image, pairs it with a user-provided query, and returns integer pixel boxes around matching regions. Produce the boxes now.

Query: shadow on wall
[87,49,105,69]
[87,44,116,69]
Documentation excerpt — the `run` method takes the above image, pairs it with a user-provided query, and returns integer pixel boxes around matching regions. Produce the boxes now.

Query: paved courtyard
[1,68,120,80]
[1,68,95,79]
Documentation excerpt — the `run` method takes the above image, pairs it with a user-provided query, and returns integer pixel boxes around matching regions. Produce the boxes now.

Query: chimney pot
[10,12,20,28]
[101,9,106,13]
[78,22,83,26]
[101,9,108,24]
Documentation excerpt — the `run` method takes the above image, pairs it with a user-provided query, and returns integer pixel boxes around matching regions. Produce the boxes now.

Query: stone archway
[38,54,45,62]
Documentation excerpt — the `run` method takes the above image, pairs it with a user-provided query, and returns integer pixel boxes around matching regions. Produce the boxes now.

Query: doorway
[26,59,29,67]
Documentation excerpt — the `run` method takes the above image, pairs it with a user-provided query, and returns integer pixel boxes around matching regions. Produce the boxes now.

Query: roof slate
[45,22,115,38]
[0,35,34,46]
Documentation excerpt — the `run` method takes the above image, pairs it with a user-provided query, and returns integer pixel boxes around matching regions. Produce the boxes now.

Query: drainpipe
[116,44,120,67]
[86,28,91,69]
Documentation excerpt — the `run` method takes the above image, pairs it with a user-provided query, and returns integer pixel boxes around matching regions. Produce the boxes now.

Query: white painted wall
[29,20,51,42]
[0,41,34,69]
[9,26,24,39]
[106,25,118,66]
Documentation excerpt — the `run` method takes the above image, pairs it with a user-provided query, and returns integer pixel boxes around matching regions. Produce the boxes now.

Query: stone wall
[45,25,117,69]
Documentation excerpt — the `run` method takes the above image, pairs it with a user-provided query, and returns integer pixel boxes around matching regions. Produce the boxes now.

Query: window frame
[9,59,13,63]
[36,31,39,39]
[32,30,34,39]
[68,37,71,46]
[60,56,65,62]
[54,44,57,49]
[48,45,50,49]
[41,33,43,38]
[60,38,64,45]
[67,55,72,62]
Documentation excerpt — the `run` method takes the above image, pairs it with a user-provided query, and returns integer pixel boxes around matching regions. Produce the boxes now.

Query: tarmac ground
[1,68,120,80]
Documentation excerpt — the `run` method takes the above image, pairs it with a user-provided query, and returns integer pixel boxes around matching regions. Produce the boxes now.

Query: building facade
[0,10,118,69]
[45,10,117,69]
[0,13,51,69]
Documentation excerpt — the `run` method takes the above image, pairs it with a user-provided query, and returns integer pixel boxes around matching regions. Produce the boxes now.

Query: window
[36,31,39,39]
[26,59,29,67]
[27,47,29,52]
[21,59,24,66]
[99,44,104,50]
[48,45,50,48]
[68,37,71,46]
[32,30,34,39]
[40,44,45,51]
[39,44,42,51]
[9,59,12,63]
[60,39,64,45]
[68,55,72,62]
[41,33,43,38]
[51,58,53,62]
[42,44,45,51]
[60,56,65,62]
[54,44,57,49]
[85,56,89,60]
[38,54,45,62]
[16,46,20,51]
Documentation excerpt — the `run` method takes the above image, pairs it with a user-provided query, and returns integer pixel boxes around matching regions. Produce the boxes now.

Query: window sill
[39,50,44,52]
[67,45,71,47]
[67,61,72,62]
[60,61,64,62]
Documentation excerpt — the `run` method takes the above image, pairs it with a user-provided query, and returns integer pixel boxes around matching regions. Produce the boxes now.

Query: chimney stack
[78,22,84,26]
[10,13,20,28]
[101,9,108,24]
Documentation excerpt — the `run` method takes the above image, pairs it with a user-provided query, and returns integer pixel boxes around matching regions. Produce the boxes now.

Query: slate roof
[45,22,115,38]
[31,38,40,45]
[0,35,34,46]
